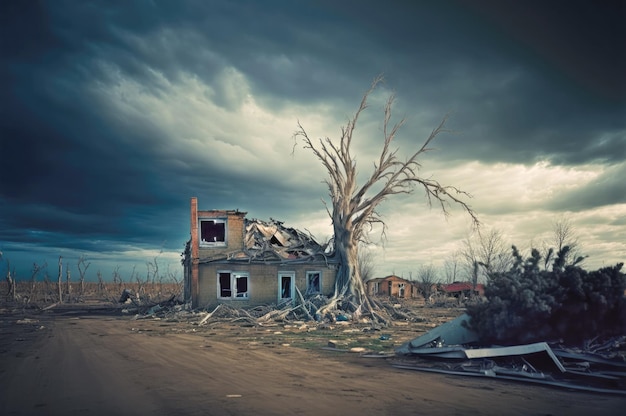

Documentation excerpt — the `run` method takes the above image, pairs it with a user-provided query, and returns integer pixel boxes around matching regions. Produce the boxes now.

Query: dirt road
[1,312,624,416]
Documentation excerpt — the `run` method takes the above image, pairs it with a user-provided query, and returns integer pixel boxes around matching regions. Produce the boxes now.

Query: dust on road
[1,311,623,416]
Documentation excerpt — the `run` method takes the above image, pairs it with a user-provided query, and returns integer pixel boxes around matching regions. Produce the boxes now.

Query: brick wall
[197,262,337,308]
[196,209,246,259]
[367,275,417,298]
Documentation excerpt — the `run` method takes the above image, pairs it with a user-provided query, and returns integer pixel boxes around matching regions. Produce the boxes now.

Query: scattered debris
[242,218,330,261]
[118,288,134,304]
[394,314,626,395]
[395,313,479,353]
[113,289,626,396]
[198,304,222,326]
[16,318,39,325]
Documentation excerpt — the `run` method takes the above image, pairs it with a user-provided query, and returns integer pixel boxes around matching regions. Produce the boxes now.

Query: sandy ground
[1,307,624,416]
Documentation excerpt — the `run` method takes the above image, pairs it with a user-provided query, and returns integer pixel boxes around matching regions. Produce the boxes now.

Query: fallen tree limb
[294,286,314,321]
[198,304,222,326]
[42,302,59,311]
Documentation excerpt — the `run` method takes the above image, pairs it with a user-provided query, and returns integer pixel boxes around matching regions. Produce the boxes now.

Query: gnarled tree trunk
[295,75,479,324]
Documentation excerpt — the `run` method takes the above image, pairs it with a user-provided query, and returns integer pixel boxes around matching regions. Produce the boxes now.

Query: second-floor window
[200,218,226,247]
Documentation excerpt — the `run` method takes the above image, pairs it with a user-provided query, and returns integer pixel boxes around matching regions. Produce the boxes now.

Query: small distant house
[366,275,418,299]
[440,282,485,298]
[182,197,338,308]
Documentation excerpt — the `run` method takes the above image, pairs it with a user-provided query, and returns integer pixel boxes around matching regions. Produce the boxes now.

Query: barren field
[1,302,624,416]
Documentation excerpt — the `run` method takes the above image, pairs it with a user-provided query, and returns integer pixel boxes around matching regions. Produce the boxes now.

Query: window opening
[219,272,231,298]
[218,271,248,299]
[281,275,291,299]
[235,274,248,298]
[200,219,226,246]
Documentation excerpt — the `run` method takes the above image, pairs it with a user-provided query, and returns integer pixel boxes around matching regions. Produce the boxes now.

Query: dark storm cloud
[459,0,626,101]
[361,0,626,166]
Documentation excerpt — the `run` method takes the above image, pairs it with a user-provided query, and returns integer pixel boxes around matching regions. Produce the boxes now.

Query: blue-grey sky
[1,0,625,282]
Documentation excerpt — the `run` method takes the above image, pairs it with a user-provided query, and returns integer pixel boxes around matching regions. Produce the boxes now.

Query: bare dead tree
[28,262,46,303]
[97,270,106,297]
[147,254,161,299]
[4,256,17,302]
[77,255,90,297]
[416,264,439,303]
[166,264,183,300]
[6,270,15,301]
[358,245,377,282]
[57,256,63,303]
[294,76,479,321]
[131,266,143,297]
[43,272,53,302]
[550,216,586,267]
[461,228,512,288]
[65,268,71,302]
[443,251,462,284]
[112,266,122,293]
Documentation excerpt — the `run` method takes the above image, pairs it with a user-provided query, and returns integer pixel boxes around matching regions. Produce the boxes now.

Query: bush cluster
[466,246,626,346]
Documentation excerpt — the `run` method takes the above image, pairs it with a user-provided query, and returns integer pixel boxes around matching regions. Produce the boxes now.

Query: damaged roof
[441,282,484,293]
[228,218,334,264]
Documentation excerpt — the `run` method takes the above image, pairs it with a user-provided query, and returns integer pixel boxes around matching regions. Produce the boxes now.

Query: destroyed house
[440,282,485,298]
[366,275,418,298]
[182,197,338,308]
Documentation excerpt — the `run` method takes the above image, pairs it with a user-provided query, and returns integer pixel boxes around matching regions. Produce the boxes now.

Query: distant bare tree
[166,264,183,300]
[77,255,90,297]
[146,253,163,300]
[43,272,53,302]
[294,75,479,322]
[66,268,71,301]
[3,254,16,302]
[112,266,123,293]
[358,245,377,283]
[97,270,106,297]
[132,266,144,297]
[461,229,512,289]
[443,251,462,284]
[57,256,63,303]
[416,264,439,303]
[147,257,158,286]
[550,216,586,267]
[28,262,46,303]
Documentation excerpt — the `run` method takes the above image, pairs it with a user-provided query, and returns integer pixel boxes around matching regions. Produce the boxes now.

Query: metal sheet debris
[394,315,626,395]
[463,342,566,372]
[395,313,479,354]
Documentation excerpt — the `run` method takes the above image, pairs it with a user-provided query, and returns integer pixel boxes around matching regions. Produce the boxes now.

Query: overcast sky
[1,0,625,282]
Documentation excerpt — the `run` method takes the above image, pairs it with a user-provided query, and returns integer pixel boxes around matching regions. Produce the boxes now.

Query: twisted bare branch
[292,75,479,322]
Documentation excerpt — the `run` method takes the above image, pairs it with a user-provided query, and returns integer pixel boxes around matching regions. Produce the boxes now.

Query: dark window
[200,219,226,245]
[219,272,231,297]
[218,271,249,299]
[281,275,291,299]
[235,275,248,297]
